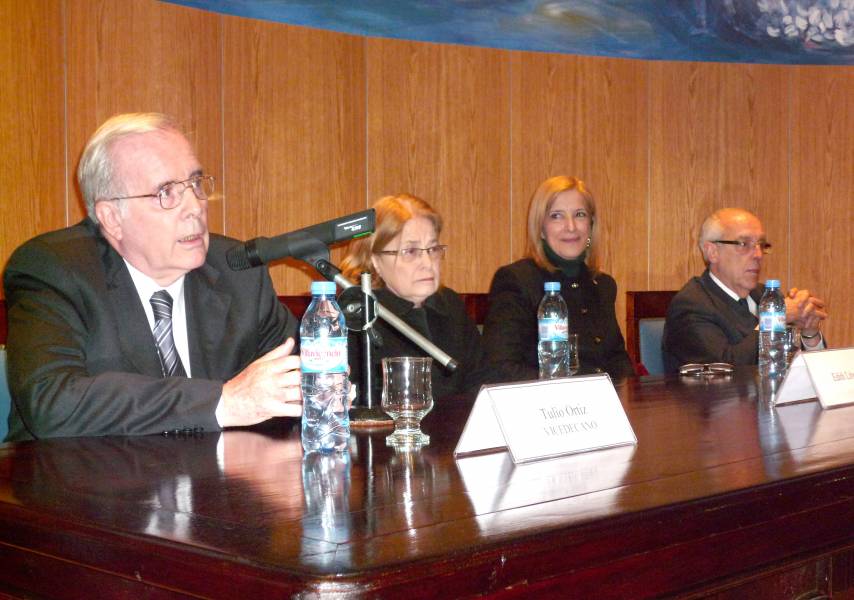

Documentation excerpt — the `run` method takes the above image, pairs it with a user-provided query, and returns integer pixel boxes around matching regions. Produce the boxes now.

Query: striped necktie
[150,290,187,378]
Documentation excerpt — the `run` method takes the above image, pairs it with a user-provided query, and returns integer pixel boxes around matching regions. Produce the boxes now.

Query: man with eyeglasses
[3,113,302,441]
[662,207,827,373]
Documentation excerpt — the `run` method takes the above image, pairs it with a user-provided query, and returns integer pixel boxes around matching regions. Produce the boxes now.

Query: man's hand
[218,338,302,428]
[785,287,828,342]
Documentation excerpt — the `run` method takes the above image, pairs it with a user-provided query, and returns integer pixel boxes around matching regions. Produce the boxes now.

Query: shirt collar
[709,270,756,315]
[124,260,186,304]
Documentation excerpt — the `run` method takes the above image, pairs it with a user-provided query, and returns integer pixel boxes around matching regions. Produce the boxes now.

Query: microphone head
[226,244,252,271]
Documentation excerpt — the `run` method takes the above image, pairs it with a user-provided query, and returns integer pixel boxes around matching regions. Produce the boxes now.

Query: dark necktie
[150,290,187,378]
[737,297,755,321]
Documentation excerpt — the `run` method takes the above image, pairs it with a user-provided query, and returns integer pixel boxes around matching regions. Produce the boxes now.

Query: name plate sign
[776,348,854,409]
[455,375,637,464]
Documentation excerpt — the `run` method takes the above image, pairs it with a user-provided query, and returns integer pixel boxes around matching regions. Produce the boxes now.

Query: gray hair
[698,207,759,263]
[698,212,724,263]
[77,113,181,223]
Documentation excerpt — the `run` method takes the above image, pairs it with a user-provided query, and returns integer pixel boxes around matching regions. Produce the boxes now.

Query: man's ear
[95,201,123,242]
[703,241,719,265]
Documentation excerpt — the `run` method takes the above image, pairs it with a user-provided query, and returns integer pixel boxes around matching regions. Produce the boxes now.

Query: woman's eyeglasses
[375,245,447,263]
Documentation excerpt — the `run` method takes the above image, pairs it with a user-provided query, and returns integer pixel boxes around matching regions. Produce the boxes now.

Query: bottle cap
[764,279,780,288]
[544,281,561,292]
[310,281,337,296]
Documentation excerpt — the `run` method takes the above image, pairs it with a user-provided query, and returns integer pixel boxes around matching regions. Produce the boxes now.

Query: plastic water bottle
[758,279,786,379]
[301,281,350,453]
[302,451,351,538]
[537,281,570,379]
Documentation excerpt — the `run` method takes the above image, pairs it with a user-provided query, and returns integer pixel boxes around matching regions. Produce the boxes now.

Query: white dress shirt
[124,260,192,377]
[709,271,757,315]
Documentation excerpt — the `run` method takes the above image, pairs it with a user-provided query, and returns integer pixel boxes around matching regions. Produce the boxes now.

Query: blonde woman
[482,176,635,381]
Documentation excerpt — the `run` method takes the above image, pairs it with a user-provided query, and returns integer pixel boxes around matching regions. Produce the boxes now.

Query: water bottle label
[538,317,568,342]
[759,311,786,333]
[300,336,348,373]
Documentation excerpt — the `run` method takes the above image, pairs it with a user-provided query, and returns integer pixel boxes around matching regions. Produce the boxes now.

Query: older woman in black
[482,176,635,382]
[341,194,487,401]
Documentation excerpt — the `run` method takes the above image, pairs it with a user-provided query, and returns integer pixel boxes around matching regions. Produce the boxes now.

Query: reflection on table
[1,367,853,598]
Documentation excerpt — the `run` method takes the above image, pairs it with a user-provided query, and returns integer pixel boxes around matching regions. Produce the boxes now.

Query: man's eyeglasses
[109,175,215,210]
[375,245,447,263]
[679,362,735,377]
[713,239,772,255]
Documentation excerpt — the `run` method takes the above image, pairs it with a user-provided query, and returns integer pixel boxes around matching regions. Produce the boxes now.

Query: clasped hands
[785,287,827,345]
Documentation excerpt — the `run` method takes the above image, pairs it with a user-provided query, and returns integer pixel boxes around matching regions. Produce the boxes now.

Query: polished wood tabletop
[1,369,853,598]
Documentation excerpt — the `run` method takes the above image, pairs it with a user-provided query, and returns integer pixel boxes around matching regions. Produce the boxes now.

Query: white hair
[77,113,181,223]
[698,207,760,263]
[698,212,725,263]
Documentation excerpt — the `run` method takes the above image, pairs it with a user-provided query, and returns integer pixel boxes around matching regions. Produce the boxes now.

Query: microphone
[226,209,375,270]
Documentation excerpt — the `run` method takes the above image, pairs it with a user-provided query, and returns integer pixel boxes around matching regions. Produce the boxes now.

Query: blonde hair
[341,194,443,286]
[77,112,182,223]
[526,175,598,272]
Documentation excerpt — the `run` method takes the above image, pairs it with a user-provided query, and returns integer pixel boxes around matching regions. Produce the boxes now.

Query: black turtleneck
[543,242,586,279]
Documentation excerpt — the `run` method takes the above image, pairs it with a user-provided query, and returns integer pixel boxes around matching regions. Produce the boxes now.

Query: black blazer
[481,258,635,382]
[662,269,761,373]
[347,286,488,402]
[3,219,296,441]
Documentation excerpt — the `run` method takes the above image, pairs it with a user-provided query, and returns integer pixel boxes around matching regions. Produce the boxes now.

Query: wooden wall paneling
[510,53,649,335]
[0,0,66,299]
[66,0,223,231]
[648,62,789,293]
[223,18,366,294]
[790,67,854,348]
[366,38,511,293]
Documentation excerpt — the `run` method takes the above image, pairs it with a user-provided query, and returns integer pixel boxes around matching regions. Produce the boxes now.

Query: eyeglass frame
[106,174,215,210]
[374,245,448,262]
[712,239,772,255]
[678,362,735,377]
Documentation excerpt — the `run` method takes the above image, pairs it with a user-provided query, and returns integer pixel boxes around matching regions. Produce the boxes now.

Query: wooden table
[1,369,853,598]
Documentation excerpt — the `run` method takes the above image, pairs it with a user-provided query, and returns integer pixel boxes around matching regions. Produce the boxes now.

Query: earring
[586,237,591,249]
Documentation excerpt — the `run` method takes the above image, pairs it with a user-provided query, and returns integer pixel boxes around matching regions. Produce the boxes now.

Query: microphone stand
[296,241,459,425]
[348,271,386,425]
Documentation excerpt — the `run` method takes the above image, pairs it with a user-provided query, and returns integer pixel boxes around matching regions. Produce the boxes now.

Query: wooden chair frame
[625,291,677,371]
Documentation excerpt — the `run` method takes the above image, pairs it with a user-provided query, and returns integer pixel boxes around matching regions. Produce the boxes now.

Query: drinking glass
[784,326,800,367]
[568,333,580,375]
[381,357,433,448]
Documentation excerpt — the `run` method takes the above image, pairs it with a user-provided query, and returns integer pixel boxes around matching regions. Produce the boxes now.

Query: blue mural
[166,0,854,65]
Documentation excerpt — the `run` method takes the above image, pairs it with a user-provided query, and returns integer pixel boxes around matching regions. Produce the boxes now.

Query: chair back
[0,299,6,345]
[0,346,10,441]
[626,291,677,376]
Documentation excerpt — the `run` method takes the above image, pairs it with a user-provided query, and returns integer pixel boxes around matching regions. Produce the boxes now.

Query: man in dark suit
[662,208,827,373]
[3,113,302,441]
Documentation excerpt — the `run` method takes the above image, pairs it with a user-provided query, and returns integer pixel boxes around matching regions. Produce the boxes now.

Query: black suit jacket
[347,286,489,402]
[482,258,635,382]
[3,219,296,441]
[662,269,761,373]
